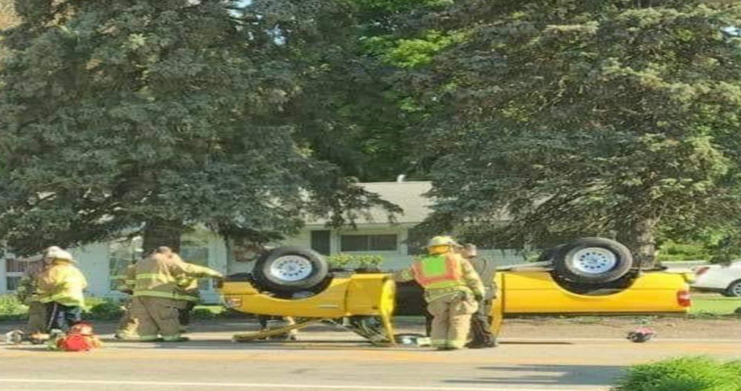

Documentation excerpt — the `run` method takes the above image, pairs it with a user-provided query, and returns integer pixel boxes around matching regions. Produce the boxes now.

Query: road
[1,321,738,391]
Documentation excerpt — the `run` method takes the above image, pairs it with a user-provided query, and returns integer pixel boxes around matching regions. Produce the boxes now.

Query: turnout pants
[130,296,186,341]
[116,298,139,338]
[469,299,495,346]
[427,293,478,349]
[46,302,82,331]
[25,301,48,334]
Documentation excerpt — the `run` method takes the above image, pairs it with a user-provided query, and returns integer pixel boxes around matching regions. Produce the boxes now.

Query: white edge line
[0,379,602,391]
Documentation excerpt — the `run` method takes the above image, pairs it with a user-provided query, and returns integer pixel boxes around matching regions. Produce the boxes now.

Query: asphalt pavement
[0,322,739,391]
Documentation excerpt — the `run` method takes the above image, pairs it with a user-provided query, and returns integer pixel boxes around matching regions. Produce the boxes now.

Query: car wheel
[252,247,329,294]
[724,280,741,298]
[553,237,633,284]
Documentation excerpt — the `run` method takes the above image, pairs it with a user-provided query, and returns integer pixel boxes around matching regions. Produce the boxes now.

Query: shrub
[191,308,218,320]
[612,356,741,391]
[84,298,124,321]
[327,253,353,269]
[356,255,384,270]
[0,294,28,320]
[326,253,386,270]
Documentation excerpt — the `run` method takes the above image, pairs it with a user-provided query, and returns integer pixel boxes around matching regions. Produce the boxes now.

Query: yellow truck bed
[500,270,692,314]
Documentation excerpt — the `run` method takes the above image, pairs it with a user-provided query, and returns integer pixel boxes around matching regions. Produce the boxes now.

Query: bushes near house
[0,294,241,322]
[192,307,219,320]
[84,298,124,320]
[327,254,385,270]
[612,356,741,391]
[327,253,354,269]
[0,294,27,320]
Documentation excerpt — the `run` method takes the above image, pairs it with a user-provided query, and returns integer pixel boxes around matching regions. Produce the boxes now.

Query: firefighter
[113,261,138,339]
[395,236,485,350]
[460,243,498,348]
[38,247,88,331]
[15,249,54,335]
[130,247,223,342]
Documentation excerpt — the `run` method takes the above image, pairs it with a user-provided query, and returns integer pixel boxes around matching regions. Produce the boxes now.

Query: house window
[4,257,35,292]
[311,230,331,255]
[406,226,428,256]
[109,237,142,291]
[6,276,22,291]
[340,234,398,252]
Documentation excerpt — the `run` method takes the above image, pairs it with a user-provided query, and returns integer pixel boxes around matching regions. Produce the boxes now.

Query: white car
[692,261,741,297]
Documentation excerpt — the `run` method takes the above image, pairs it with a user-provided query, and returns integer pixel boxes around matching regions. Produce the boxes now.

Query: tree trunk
[617,217,658,269]
[142,219,184,254]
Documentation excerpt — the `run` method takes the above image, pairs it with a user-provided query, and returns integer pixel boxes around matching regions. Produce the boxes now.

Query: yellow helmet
[427,236,458,254]
[427,236,458,247]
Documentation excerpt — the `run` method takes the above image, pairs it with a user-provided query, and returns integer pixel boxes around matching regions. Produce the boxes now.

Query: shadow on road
[444,364,624,387]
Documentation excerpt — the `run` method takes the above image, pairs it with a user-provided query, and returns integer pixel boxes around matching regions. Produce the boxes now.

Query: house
[0,181,526,302]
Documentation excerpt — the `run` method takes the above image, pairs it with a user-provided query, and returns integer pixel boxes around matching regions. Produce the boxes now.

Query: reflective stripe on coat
[37,261,87,307]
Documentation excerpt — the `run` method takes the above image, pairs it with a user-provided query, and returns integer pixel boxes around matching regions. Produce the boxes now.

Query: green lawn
[690,294,741,315]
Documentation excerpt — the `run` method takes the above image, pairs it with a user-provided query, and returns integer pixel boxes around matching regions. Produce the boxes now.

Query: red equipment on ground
[55,322,102,352]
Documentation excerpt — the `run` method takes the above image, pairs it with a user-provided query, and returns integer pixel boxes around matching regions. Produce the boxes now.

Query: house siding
[0,182,527,300]
[0,227,527,299]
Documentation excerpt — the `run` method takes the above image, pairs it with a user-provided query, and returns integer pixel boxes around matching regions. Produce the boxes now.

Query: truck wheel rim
[732,283,741,297]
[270,256,313,282]
[571,247,617,275]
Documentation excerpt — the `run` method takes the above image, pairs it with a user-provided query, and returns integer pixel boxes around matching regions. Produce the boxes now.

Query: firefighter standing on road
[38,248,88,331]
[395,236,485,350]
[130,247,223,342]
[460,243,498,348]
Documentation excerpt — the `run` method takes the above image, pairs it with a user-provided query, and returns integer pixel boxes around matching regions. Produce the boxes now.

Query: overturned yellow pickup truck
[220,238,692,345]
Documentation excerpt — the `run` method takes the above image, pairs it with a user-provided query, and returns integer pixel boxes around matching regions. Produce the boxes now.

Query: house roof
[306,181,433,226]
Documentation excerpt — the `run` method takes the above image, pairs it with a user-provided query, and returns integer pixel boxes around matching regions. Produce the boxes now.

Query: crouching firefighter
[395,236,485,350]
[130,247,223,342]
[38,248,88,332]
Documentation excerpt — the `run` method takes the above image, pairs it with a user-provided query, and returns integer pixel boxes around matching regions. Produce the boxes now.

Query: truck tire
[553,237,633,284]
[252,247,329,294]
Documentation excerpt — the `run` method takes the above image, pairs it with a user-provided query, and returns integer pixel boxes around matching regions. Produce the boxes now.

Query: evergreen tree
[0,0,396,254]
[408,0,741,265]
